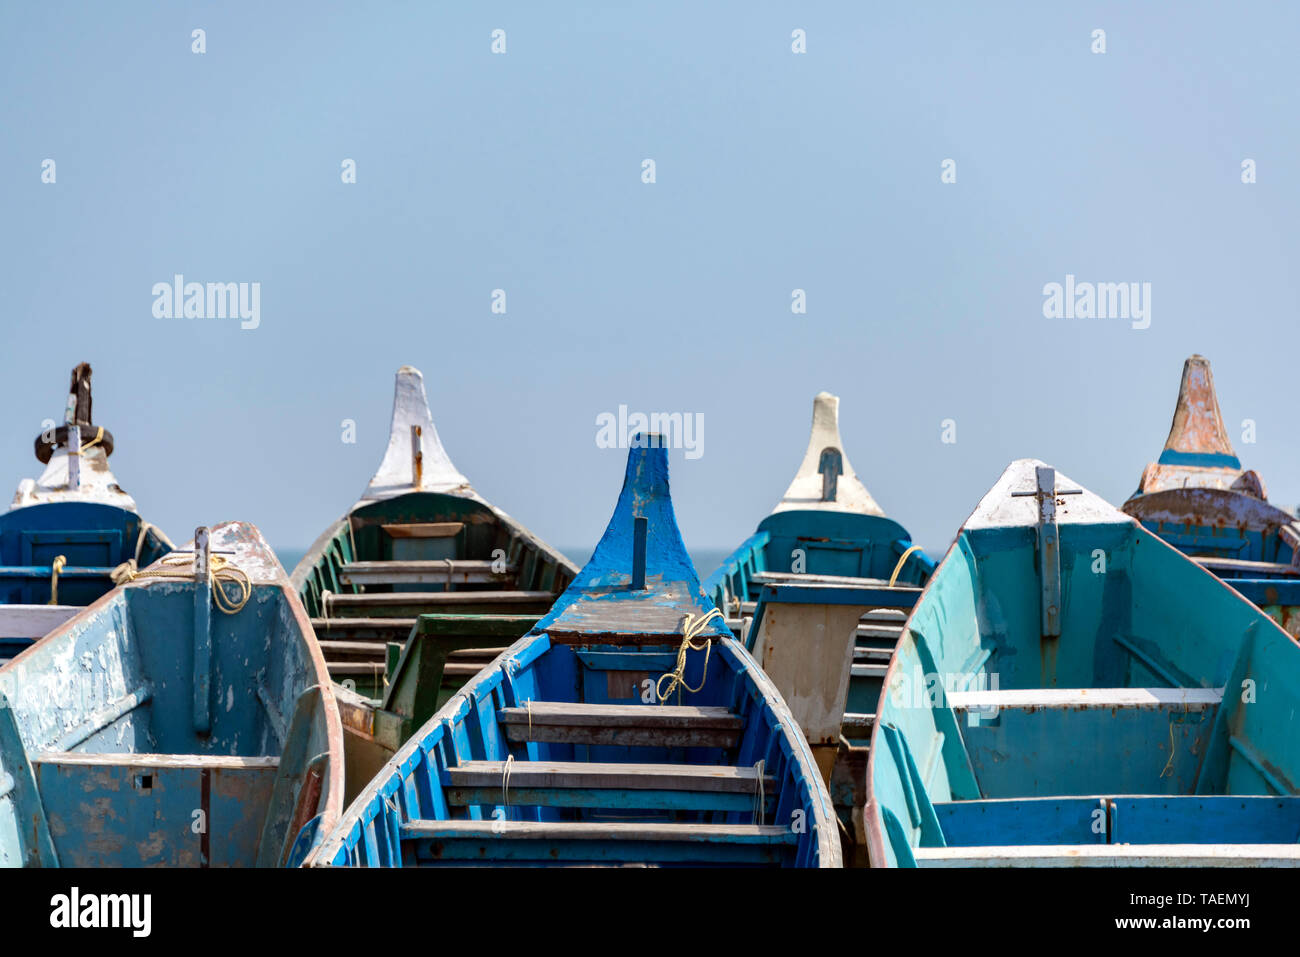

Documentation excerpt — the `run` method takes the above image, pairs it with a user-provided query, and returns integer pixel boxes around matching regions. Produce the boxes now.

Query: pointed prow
[12,363,135,510]
[1132,355,1266,499]
[772,392,884,516]
[1158,355,1240,468]
[360,365,475,504]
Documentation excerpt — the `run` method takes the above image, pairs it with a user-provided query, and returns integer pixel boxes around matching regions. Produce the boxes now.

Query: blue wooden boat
[0,522,344,867]
[0,364,172,664]
[702,392,934,860]
[867,459,1300,867]
[1123,354,1300,638]
[290,366,576,801]
[304,438,840,867]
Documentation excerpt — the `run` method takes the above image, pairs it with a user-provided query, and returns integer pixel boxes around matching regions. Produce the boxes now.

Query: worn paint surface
[866,458,1300,868]
[1123,355,1300,638]
[0,521,343,867]
[305,441,840,868]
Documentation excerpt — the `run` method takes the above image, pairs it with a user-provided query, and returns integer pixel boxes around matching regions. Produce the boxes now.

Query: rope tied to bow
[655,608,724,705]
[111,553,252,615]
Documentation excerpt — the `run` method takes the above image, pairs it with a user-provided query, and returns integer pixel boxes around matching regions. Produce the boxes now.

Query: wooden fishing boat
[867,459,1300,867]
[304,438,840,867]
[0,364,172,664]
[0,522,344,867]
[1123,354,1300,638]
[702,392,934,860]
[290,366,576,799]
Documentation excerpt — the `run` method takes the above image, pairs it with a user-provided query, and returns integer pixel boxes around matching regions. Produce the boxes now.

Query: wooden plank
[400,820,797,864]
[751,571,890,587]
[326,591,553,607]
[445,760,769,793]
[340,560,515,586]
[0,604,79,639]
[498,703,741,748]
[30,752,280,770]
[1192,555,1300,576]
[402,819,795,842]
[382,522,464,539]
[841,712,875,737]
[913,843,1300,867]
[947,686,1223,710]
[445,784,775,813]
[414,614,539,637]
[311,618,416,640]
[497,702,740,729]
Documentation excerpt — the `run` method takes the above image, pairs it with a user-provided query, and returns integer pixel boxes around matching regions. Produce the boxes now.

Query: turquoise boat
[290,366,576,801]
[1123,355,1300,639]
[867,459,1300,867]
[702,392,933,860]
[0,522,344,867]
[305,438,840,867]
[0,364,172,664]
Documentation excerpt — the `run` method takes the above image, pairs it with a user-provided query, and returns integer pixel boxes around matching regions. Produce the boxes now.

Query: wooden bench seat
[339,560,516,586]
[497,701,742,748]
[325,591,553,610]
[443,760,773,812]
[399,819,797,865]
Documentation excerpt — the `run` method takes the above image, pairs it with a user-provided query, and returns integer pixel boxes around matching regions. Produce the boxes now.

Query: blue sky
[2,2,1297,560]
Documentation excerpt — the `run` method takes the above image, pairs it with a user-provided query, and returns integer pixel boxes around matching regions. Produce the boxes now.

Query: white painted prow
[771,392,885,516]
[966,459,1126,530]
[357,366,480,506]
[11,441,137,512]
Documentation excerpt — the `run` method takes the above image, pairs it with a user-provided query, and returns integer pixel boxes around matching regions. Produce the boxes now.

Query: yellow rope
[48,555,66,605]
[655,608,725,705]
[78,426,105,453]
[888,545,923,587]
[112,553,252,615]
[502,753,514,808]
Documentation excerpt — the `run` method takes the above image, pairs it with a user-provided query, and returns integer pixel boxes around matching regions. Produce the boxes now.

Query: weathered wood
[311,618,416,641]
[498,702,741,748]
[339,559,515,586]
[381,522,465,539]
[0,604,79,639]
[1192,555,1300,576]
[445,760,771,793]
[326,590,552,608]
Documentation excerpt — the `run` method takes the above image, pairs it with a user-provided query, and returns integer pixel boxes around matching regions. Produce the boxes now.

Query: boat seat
[0,604,79,639]
[398,819,797,865]
[311,617,415,639]
[30,752,281,770]
[841,712,875,737]
[339,560,516,587]
[443,760,774,812]
[750,571,892,587]
[324,591,553,610]
[912,844,1300,867]
[948,687,1224,798]
[380,522,465,539]
[850,663,888,679]
[497,701,742,748]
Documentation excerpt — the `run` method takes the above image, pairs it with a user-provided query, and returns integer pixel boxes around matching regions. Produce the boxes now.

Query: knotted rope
[655,608,724,705]
[48,555,66,605]
[888,545,923,587]
[112,553,252,615]
[77,426,105,454]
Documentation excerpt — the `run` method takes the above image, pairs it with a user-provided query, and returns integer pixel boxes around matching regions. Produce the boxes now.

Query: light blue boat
[0,522,344,867]
[306,438,840,867]
[867,459,1300,867]
[703,392,934,861]
[0,364,172,663]
[1123,355,1300,640]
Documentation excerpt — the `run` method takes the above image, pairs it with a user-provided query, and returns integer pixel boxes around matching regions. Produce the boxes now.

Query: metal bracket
[818,447,843,502]
[1011,467,1082,638]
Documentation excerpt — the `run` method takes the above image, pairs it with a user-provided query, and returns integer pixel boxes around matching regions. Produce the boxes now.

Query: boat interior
[0,526,339,868]
[298,491,574,699]
[309,443,838,867]
[0,503,171,661]
[872,462,1300,867]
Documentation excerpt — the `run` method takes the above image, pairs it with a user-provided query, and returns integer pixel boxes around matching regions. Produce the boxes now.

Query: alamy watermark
[152,274,260,330]
[595,406,704,460]
[1042,274,1150,330]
